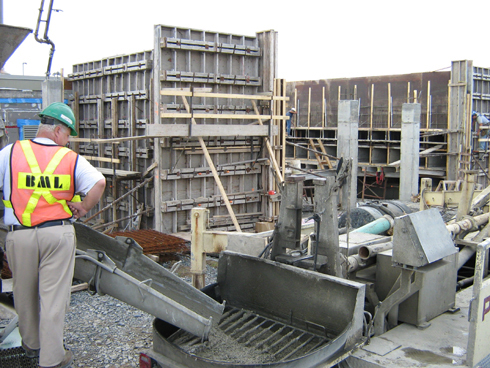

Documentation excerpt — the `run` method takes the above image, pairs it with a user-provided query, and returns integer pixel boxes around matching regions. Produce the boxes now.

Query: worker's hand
[68,201,88,219]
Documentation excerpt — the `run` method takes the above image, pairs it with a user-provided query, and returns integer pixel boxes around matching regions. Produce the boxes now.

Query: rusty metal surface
[1,229,189,280]
[107,229,188,255]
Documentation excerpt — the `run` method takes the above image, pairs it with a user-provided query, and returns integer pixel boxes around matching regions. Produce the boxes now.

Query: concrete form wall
[69,51,154,230]
[286,64,490,199]
[69,25,278,233]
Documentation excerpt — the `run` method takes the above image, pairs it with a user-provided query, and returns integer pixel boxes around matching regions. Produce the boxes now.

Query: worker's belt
[8,220,72,232]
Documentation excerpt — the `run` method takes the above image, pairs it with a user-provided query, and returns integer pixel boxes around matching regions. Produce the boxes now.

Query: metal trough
[73,223,224,340]
[144,251,366,367]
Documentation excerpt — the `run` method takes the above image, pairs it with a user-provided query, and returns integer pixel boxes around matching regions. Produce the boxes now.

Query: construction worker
[286,107,297,137]
[0,102,106,368]
[473,111,490,152]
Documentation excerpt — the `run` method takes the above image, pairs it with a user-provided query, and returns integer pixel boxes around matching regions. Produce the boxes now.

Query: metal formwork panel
[69,25,278,233]
[69,50,154,230]
[473,66,490,119]
[286,72,451,184]
[153,25,277,233]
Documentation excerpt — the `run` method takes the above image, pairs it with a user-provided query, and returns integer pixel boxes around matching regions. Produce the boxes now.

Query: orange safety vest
[4,140,79,227]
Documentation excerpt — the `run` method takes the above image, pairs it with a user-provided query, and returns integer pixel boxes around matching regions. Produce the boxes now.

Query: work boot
[39,350,73,368]
[21,341,39,358]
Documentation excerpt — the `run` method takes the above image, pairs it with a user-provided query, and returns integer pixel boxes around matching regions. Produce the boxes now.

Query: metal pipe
[347,254,375,273]
[446,212,490,237]
[351,215,393,235]
[358,241,394,260]
[457,277,474,290]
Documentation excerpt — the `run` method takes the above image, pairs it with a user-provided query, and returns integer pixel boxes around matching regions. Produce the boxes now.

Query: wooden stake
[370,84,374,130]
[309,139,325,169]
[322,87,326,128]
[427,81,431,128]
[387,83,391,130]
[316,138,333,169]
[251,101,283,184]
[308,87,311,130]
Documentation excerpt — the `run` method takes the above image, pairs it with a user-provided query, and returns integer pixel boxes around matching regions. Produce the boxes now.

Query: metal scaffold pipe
[446,212,490,237]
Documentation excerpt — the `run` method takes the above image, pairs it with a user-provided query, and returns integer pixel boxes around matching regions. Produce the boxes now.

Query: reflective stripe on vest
[8,140,77,227]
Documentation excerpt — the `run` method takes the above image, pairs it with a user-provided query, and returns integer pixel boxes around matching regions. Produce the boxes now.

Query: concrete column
[41,77,63,108]
[337,100,359,210]
[400,103,421,201]
[448,60,473,180]
[314,177,342,277]
[270,175,304,261]
[256,30,278,93]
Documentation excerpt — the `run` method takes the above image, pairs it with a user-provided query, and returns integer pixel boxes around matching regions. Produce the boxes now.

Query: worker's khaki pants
[6,224,76,367]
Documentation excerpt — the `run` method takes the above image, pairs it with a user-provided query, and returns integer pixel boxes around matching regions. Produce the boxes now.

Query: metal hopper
[144,251,366,367]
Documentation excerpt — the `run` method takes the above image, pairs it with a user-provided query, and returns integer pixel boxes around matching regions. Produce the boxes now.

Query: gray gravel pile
[64,292,154,368]
[63,254,219,368]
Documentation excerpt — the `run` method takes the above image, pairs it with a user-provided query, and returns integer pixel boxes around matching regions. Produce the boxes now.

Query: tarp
[0,24,32,70]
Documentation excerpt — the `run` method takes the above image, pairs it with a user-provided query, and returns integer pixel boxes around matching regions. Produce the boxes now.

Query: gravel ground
[64,292,154,368]
[63,254,219,368]
[4,201,458,367]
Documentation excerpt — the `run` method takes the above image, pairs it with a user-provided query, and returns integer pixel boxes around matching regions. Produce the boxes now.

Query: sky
[3,0,490,81]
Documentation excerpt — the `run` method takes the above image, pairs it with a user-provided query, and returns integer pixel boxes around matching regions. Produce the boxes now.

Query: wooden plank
[309,139,325,170]
[181,96,242,232]
[96,168,141,176]
[160,87,212,93]
[160,90,288,101]
[388,83,391,130]
[160,113,287,120]
[251,100,283,183]
[388,144,443,167]
[71,283,88,293]
[147,124,277,137]
[83,156,121,164]
[370,84,374,130]
[308,87,311,129]
[316,138,333,169]
[322,87,325,128]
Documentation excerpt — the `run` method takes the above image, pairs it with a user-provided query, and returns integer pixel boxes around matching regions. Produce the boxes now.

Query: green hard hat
[39,102,78,136]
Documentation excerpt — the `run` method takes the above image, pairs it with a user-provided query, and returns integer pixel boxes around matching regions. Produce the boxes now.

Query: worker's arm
[68,178,106,219]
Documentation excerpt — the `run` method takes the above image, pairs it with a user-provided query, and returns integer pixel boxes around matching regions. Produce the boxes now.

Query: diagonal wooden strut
[181,96,242,232]
[251,100,283,184]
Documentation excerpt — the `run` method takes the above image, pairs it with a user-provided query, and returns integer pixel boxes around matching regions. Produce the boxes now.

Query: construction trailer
[286,60,490,200]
